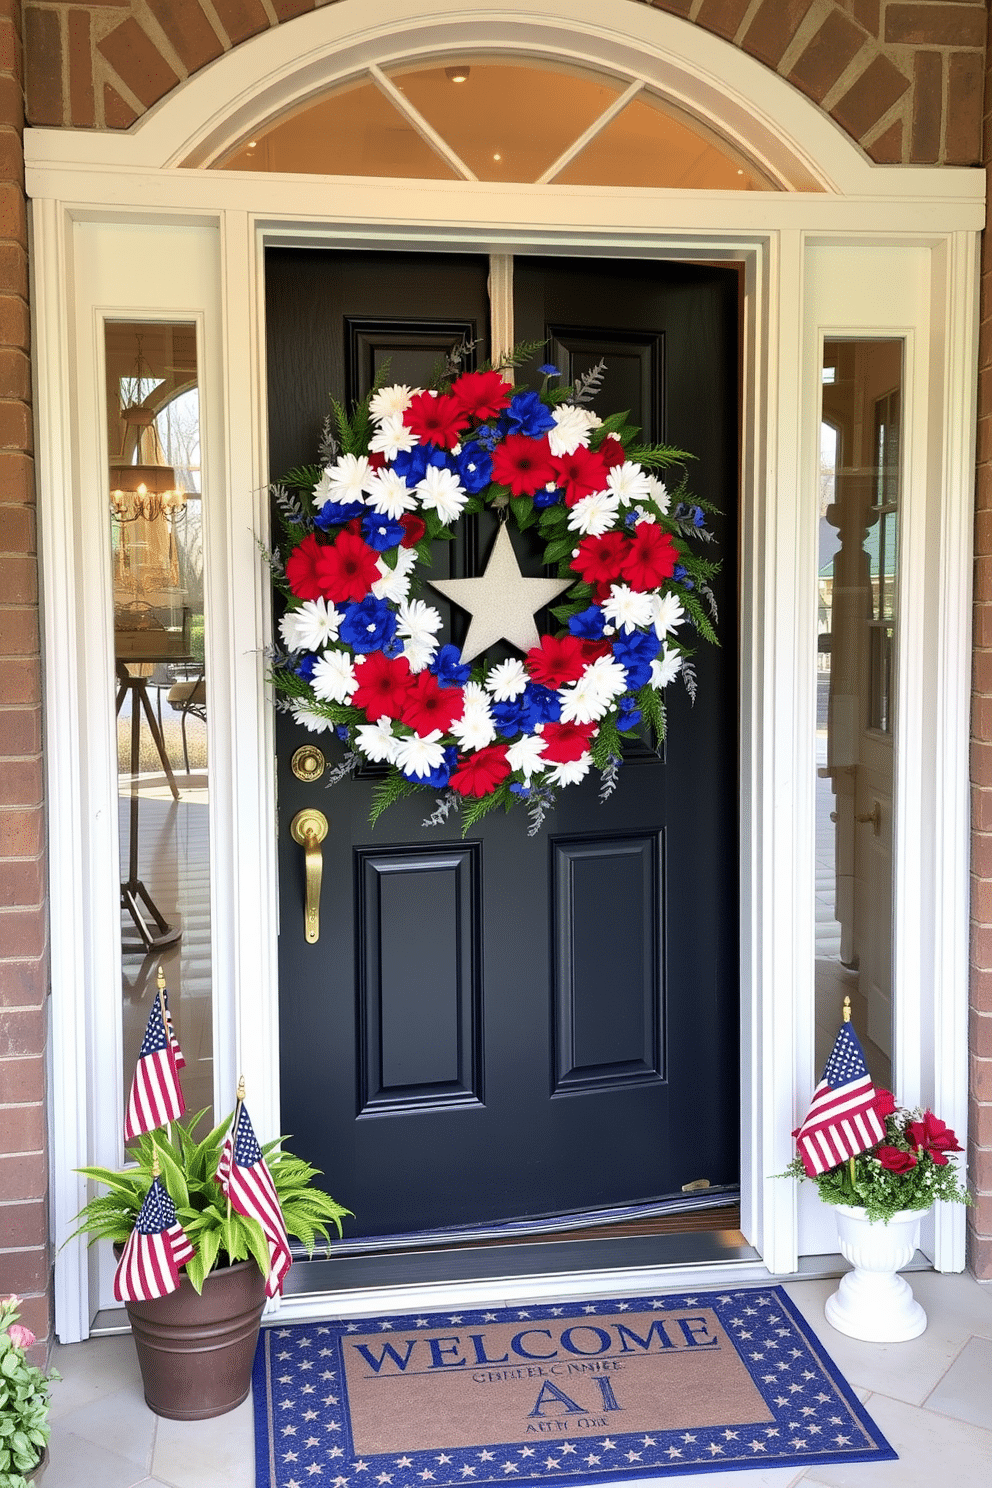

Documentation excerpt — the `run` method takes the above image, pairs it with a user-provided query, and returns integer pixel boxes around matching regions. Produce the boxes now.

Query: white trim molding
[26,0,982,1338]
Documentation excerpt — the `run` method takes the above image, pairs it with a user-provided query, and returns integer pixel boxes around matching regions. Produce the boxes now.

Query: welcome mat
[252,1287,895,1487]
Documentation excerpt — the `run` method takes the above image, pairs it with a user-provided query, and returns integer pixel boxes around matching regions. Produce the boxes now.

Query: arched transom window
[213,55,784,189]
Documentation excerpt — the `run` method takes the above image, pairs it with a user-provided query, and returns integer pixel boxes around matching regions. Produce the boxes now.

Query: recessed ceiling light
[445,66,470,83]
[493,152,502,162]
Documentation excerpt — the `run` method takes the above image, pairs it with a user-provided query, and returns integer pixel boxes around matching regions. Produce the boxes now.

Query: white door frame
[25,0,983,1340]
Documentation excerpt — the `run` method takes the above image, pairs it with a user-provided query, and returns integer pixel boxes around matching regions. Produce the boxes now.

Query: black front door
[267,248,739,1241]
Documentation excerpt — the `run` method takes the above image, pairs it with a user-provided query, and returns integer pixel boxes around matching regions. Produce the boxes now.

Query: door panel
[267,249,739,1240]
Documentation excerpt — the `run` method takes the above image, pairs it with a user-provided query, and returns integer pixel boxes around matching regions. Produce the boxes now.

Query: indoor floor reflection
[118,698,213,1118]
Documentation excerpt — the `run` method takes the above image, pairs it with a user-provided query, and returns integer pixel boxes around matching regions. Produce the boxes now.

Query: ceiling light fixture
[445,65,470,83]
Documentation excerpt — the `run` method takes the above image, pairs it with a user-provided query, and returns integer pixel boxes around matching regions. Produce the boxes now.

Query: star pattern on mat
[255,1290,893,1488]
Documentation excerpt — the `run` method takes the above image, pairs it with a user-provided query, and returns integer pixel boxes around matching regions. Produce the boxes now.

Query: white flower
[416,466,468,526]
[320,453,376,505]
[461,680,491,714]
[645,474,670,513]
[290,701,332,734]
[506,733,547,779]
[451,708,496,751]
[366,468,418,520]
[486,658,529,700]
[397,598,443,646]
[632,507,657,525]
[394,730,447,779]
[372,546,417,604]
[310,649,359,703]
[651,645,683,688]
[558,656,627,724]
[545,753,592,786]
[566,489,621,537]
[547,404,601,456]
[601,583,656,633]
[369,384,417,421]
[402,637,439,674]
[651,592,685,639]
[606,461,653,507]
[278,598,341,652]
[355,717,400,764]
[369,411,419,460]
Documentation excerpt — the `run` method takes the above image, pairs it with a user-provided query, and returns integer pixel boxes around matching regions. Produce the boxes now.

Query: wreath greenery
[267,349,720,833]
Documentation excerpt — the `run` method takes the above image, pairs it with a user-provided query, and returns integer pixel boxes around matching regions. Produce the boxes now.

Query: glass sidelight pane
[816,340,902,1088]
[106,321,213,1123]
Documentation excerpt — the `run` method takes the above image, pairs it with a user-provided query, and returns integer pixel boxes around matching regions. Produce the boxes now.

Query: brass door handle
[855,800,882,836]
[290,809,329,944]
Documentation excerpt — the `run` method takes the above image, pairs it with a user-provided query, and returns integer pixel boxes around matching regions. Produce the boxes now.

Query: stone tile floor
[41,1271,992,1488]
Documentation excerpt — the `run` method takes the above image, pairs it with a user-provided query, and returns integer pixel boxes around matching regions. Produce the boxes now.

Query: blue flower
[336,725,350,741]
[673,564,695,590]
[533,486,562,509]
[505,390,556,439]
[612,628,660,690]
[568,605,606,640]
[455,442,493,493]
[510,782,532,798]
[339,595,399,654]
[314,499,365,530]
[392,443,449,484]
[430,644,472,687]
[538,364,561,377]
[361,512,404,551]
[491,697,530,738]
[474,424,500,451]
[408,744,459,790]
[294,652,319,682]
[617,698,642,731]
[523,683,561,723]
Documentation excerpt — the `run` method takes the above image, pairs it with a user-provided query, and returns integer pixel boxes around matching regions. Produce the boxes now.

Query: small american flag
[161,986,186,1070]
[113,1174,195,1302]
[795,1022,885,1177]
[124,995,186,1141]
[215,1101,291,1298]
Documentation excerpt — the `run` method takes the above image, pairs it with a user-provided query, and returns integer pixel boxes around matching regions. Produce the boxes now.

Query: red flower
[351,652,412,722]
[908,1112,963,1166]
[620,524,679,591]
[451,744,511,798]
[314,530,381,604]
[400,514,426,548]
[541,720,596,763]
[579,638,612,664]
[552,445,609,506]
[525,634,588,689]
[572,532,629,587]
[450,370,512,421]
[491,435,558,496]
[400,672,466,735]
[876,1145,918,1173]
[599,434,626,469]
[368,451,387,471]
[403,390,469,450]
[285,533,327,601]
[873,1088,897,1119]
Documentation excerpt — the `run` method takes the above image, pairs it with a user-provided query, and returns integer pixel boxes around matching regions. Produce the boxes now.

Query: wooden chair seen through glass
[106,320,213,1121]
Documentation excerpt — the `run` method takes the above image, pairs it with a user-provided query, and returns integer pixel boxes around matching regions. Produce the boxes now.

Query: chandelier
[109,336,186,524]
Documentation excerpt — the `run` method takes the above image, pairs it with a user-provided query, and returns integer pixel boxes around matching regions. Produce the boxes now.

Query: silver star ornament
[428,523,572,664]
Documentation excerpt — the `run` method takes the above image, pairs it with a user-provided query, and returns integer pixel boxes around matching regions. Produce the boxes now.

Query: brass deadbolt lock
[291,745,325,782]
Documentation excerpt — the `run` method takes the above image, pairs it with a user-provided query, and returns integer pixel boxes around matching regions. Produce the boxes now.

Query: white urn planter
[824,1204,929,1342]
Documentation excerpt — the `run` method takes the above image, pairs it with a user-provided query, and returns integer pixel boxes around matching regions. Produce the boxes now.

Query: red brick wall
[16,0,988,165]
[969,1,992,1285]
[0,0,50,1353]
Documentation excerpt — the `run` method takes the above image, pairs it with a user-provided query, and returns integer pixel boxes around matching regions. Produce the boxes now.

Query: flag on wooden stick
[794,1018,885,1177]
[215,1092,291,1297]
[113,1170,195,1302]
[124,989,185,1141]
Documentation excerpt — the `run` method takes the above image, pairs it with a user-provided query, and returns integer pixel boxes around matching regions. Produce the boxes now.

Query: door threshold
[85,1244,935,1336]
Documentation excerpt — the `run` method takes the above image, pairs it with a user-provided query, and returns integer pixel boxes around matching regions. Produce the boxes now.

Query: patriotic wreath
[268,352,719,832]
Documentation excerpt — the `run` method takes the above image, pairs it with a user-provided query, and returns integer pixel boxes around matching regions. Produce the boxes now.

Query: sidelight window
[105,321,213,1123]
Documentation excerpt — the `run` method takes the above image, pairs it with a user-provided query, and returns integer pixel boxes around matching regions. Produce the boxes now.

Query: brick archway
[22,0,986,166]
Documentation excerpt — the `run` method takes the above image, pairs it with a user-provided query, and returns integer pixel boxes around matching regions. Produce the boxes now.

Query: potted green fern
[70,1101,351,1419]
